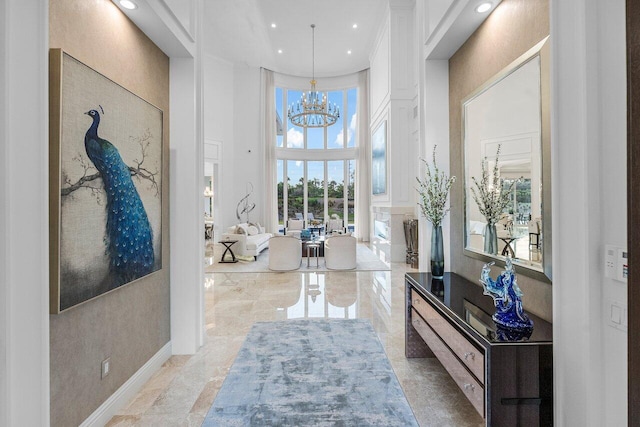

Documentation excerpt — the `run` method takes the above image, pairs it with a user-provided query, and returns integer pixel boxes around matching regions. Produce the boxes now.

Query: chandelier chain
[287,23,340,128]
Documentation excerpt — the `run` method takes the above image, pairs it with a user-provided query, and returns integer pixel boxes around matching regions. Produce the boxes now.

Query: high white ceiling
[203,0,389,78]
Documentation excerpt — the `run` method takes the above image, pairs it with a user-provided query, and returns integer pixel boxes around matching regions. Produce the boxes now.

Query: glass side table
[306,242,321,268]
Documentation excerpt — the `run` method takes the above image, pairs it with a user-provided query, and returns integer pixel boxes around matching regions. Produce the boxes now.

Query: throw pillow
[236,224,248,235]
[247,225,258,236]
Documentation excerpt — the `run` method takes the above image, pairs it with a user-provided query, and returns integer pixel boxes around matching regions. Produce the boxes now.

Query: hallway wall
[447,0,552,321]
[49,1,171,425]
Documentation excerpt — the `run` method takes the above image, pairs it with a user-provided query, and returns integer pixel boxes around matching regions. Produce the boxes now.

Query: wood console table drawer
[405,273,554,426]
[412,309,484,417]
[411,289,485,382]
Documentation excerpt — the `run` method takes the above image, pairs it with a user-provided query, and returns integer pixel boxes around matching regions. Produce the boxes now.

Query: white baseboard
[80,341,172,427]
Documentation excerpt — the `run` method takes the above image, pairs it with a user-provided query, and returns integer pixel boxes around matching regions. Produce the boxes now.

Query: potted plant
[470,145,514,255]
[416,146,455,279]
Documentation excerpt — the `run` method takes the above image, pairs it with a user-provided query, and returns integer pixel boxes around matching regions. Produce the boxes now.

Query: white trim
[79,342,172,427]
[2,1,50,426]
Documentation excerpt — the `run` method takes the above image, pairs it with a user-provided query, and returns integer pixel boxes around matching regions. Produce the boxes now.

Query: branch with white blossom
[416,145,455,227]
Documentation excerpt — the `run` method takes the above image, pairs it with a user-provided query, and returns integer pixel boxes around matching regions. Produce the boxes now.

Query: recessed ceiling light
[271,23,277,28]
[278,49,283,54]
[119,0,138,10]
[475,2,492,13]
[347,50,352,55]
[352,24,358,29]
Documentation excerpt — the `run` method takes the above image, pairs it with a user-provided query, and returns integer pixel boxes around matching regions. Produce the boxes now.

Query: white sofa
[219,223,273,260]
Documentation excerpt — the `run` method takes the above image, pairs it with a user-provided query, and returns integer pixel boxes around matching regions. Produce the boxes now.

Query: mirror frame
[461,36,552,283]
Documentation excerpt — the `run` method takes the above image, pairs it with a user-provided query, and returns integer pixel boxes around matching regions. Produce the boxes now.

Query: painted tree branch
[61,130,160,198]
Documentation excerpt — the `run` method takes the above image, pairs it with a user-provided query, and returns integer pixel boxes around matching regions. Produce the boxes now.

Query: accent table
[306,242,321,268]
[405,272,553,426]
[220,240,238,263]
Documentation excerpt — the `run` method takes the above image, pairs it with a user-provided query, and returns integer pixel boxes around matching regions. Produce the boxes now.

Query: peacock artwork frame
[49,49,163,313]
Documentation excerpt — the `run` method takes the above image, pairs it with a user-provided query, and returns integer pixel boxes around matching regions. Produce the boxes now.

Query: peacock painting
[84,108,155,286]
[52,51,163,312]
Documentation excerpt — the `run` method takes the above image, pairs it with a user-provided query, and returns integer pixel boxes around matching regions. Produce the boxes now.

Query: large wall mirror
[463,37,551,282]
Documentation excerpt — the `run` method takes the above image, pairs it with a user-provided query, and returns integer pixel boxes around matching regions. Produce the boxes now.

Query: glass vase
[430,224,444,279]
[484,222,498,255]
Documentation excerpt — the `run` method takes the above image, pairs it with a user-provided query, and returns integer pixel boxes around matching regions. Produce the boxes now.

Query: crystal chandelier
[287,24,340,128]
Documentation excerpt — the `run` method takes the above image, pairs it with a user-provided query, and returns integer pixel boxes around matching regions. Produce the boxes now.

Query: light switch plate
[608,301,628,332]
[605,245,616,279]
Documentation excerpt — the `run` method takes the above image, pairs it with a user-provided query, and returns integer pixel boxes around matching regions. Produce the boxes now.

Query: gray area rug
[206,243,390,273]
[202,319,418,426]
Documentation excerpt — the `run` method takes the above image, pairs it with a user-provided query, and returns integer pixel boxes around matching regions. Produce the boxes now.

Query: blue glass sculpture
[480,258,534,338]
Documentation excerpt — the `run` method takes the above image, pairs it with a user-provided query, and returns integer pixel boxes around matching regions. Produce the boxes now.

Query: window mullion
[283,161,288,226]
[324,161,328,222]
[303,161,308,224]
[283,90,288,148]
[343,160,348,224]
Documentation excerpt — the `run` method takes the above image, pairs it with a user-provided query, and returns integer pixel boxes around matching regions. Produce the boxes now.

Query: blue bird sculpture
[84,109,154,286]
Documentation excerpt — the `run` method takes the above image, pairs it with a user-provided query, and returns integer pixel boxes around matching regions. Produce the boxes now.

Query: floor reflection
[107,263,483,427]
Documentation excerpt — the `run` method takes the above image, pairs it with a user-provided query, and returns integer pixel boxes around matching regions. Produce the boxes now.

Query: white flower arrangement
[416,146,455,227]
[470,145,514,225]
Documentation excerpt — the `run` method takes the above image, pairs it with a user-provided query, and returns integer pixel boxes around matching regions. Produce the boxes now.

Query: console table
[405,272,553,426]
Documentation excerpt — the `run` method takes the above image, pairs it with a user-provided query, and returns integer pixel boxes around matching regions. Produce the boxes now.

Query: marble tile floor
[107,261,484,427]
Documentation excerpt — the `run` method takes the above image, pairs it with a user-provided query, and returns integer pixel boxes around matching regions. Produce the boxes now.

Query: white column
[420,59,450,272]
[170,56,205,354]
[551,0,605,425]
[0,1,50,425]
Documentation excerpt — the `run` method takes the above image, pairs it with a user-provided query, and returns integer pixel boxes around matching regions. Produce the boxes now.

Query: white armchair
[268,235,302,271]
[324,234,357,270]
[284,219,305,239]
[325,218,346,235]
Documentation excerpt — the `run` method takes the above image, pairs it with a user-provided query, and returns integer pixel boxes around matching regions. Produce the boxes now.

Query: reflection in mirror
[464,45,547,276]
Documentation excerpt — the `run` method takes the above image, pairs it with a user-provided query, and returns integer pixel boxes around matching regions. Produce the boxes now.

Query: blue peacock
[84,108,154,286]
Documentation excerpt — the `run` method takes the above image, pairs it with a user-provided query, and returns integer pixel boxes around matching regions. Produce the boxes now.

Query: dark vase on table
[431,224,444,279]
[483,222,498,255]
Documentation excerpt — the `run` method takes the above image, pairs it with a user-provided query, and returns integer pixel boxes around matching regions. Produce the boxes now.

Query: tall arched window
[275,80,358,233]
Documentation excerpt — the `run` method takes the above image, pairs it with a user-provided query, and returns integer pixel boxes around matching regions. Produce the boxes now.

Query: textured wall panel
[448,0,552,321]
[49,1,170,425]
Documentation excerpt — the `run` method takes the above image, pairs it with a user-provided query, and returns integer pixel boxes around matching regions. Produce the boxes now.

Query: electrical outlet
[101,357,111,379]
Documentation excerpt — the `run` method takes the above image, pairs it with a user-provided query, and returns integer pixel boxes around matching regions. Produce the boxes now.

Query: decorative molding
[423,0,503,60]
[370,20,391,122]
[157,0,196,43]
[79,342,172,427]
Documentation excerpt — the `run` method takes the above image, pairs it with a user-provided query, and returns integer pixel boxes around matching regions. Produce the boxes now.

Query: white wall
[370,1,418,208]
[169,56,204,354]
[232,64,264,226]
[203,55,264,231]
[551,0,627,425]
[420,60,452,273]
[203,54,236,231]
[0,1,50,426]
[595,0,627,423]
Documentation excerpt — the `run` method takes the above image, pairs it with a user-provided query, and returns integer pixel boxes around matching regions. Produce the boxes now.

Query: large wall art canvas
[49,49,163,313]
[371,120,387,195]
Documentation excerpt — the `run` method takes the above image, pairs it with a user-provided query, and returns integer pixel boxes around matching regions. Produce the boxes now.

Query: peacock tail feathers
[84,109,155,286]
